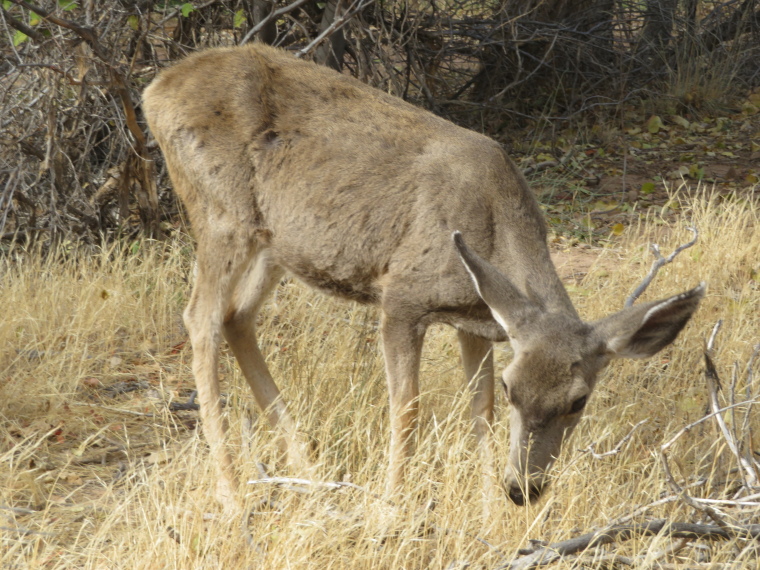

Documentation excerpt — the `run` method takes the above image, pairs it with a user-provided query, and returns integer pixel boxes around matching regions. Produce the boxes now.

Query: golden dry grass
[1,189,758,568]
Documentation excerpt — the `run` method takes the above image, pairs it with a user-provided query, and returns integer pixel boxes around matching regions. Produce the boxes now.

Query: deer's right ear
[452,231,541,338]
[593,283,705,359]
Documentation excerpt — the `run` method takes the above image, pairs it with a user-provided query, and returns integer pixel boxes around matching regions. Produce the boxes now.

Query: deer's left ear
[452,231,543,340]
[593,283,705,359]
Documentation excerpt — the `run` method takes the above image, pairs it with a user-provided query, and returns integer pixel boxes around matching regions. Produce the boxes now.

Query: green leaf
[646,115,665,134]
[641,181,655,195]
[127,14,139,30]
[58,0,78,10]
[180,2,194,17]
[688,164,704,180]
[592,200,616,212]
[29,12,41,25]
[13,30,28,46]
[2,1,12,10]
[233,9,245,28]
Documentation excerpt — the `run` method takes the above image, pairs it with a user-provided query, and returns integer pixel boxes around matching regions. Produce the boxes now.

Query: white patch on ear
[458,254,484,298]
[642,296,676,325]
[452,232,512,337]
[489,307,511,336]
[642,282,706,324]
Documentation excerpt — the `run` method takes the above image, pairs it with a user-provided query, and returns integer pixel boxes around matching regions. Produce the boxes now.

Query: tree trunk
[247,0,277,46]
[314,0,346,71]
[642,0,677,49]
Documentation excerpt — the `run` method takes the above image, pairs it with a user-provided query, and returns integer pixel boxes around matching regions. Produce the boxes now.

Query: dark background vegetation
[1,0,758,248]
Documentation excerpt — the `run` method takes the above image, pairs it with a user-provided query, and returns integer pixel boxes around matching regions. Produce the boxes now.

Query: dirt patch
[550,246,603,284]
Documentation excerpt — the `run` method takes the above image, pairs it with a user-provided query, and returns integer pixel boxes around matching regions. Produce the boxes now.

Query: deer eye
[570,396,587,414]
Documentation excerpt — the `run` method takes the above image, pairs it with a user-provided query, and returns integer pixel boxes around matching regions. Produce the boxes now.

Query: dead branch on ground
[625,226,699,307]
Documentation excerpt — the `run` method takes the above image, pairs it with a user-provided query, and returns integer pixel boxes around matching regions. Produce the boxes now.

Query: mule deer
[143,44,703,510]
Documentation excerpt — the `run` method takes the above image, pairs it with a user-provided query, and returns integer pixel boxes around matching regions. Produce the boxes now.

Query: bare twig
[1,6,44,41]
[582,419,648,459]
[646,537,690,564]
[247,475,386,501]
[659,450,730,528]
[0,505,37,515]
[521,145,575,176]
[239,0,313,45]
[704,321,758,488]
[295,0,375,58]
[501,519,760,569]
[706,319,722,353]
[157,0,220,26]
[625,226,699,307]
[8,0,163,238]
[660,398,758,451]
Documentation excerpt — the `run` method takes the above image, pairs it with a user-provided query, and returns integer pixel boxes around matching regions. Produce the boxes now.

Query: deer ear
[593,283,705,359]
[452,231,541,338]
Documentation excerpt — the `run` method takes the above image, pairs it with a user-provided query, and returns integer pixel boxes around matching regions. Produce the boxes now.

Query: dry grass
[1,189,758,568]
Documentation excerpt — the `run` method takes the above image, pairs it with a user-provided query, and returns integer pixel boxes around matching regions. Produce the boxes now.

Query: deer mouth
[506,479,545,506]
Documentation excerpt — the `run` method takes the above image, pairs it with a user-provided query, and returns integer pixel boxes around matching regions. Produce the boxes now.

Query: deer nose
[507,481,544,505]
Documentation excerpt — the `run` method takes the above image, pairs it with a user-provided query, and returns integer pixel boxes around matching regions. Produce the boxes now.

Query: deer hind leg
[183,239,254,513]
[457,330,498,512]
[381,312,426,495]
[222,250,312,473]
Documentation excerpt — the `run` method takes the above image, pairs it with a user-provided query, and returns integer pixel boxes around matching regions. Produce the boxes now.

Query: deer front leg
[457,330,498,514]
[381,314,425,495]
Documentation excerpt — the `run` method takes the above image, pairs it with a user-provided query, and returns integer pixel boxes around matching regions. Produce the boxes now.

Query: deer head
[453,231,704,504]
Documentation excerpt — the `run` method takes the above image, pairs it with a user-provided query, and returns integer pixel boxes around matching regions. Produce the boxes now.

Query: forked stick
[703,321,759,489]
[625,226,699,307]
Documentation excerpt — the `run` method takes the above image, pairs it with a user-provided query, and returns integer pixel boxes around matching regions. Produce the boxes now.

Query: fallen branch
[659,449,731,529]
[500,519,760,569]
[247,475,389,504]
[625,226,699,307]
[703,321,759,489]
[522,145,575,176]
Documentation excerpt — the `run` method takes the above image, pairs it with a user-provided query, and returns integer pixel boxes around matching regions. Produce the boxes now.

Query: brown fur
[143,44,703,511]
